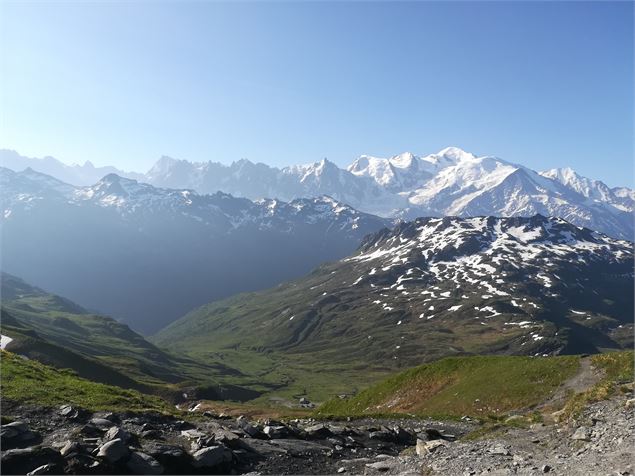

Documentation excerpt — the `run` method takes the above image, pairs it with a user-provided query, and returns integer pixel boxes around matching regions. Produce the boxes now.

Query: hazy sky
[1,1,633,186]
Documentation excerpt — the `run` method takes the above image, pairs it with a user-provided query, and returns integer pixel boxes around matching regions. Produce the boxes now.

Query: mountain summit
[2,147,633,238]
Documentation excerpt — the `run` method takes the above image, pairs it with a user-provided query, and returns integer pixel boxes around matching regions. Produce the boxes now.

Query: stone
[416,439,447,455]
[1,447,63,475]
[191,445,231,468]
[0,421,39,449]
[90,418,115,429]
[4,421,29,433]
[126,451,164,475]
[571,427,591,441]
[213,428,241,446]
[60,440,81,457]
[189,436,215,452]
[369,429,395,442]
[489,444,511,456]
[304,424,333,439]
[392,426,416,444]
[542,464,552,473]
[104,426,131,443]
[97,438,129,463]
[263,425,289,439]
[180,428,207,439]
[337,467,346,473]
[237,417,262,438]
[26,463,60,475]
[625,399,635,410]
[421,427,454,441]
[59,405,80,420]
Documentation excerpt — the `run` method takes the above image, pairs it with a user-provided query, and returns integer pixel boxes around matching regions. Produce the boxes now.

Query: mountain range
[153,215,633,396]
[0,167,387,334]
[2,147,633,239]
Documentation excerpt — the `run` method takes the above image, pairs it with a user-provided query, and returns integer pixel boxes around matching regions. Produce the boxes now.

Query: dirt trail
[538,356,602,414]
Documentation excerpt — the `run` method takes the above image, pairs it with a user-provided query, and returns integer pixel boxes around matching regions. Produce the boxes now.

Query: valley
[2,3,633,474]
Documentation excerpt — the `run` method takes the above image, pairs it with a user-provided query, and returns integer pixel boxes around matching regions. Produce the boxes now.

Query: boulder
[191,445,231,468]
[26,464,59,475]
[126,451,164,475]
[58,405,81,420]
[369,429,394,442]
[89,418,115,430]
[416,439,447,455]
[213,428,241,446]
[180,428,207,439]
[392,426,416,444]
[143,444,190,473]
[60,440,81,457]
[104,426,131,443]
[237,417,263,438]
[1,446,63,475]
[263,425,289,439]
[304,424,332,439]
[0,421,40,449]
[97,438,129,463]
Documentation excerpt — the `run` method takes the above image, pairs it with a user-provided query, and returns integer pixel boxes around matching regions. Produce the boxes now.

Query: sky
[1,1,633,186]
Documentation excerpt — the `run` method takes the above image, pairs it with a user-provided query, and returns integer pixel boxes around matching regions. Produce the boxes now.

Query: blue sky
[1,1,633,186]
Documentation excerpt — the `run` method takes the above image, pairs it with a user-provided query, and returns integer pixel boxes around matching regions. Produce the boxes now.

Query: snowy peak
[1,167,389,234]
[424,146,477,165]
[541,167,634,215]
[3,147,633,239]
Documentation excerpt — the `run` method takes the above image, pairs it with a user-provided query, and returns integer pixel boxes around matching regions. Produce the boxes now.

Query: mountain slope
[0,273,185,387]
[0,167,389,333]
[154,215,633,397]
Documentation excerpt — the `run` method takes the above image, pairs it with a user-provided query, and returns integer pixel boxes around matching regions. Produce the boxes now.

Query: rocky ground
[1,393,633,475]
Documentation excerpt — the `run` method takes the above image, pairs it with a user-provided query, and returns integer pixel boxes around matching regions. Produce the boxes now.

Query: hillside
[1,273,185,387]
[0,167,388,333]
[153,215,633,400]
[316,351,634,419]
[1,350,173,413]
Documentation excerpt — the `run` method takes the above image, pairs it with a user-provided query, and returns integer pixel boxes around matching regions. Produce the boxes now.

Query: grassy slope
[0,273,184,386]
[316,354,584,419]
[1,274,269,402]
[0,350,174,413]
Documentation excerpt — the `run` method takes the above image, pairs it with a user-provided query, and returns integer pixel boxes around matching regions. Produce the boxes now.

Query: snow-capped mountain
[0,149,143,185]
[0,167,389,333]
[541,167,635,213]
[4,147,633,239]
[155,215,634,369]
[141,148,635,239]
